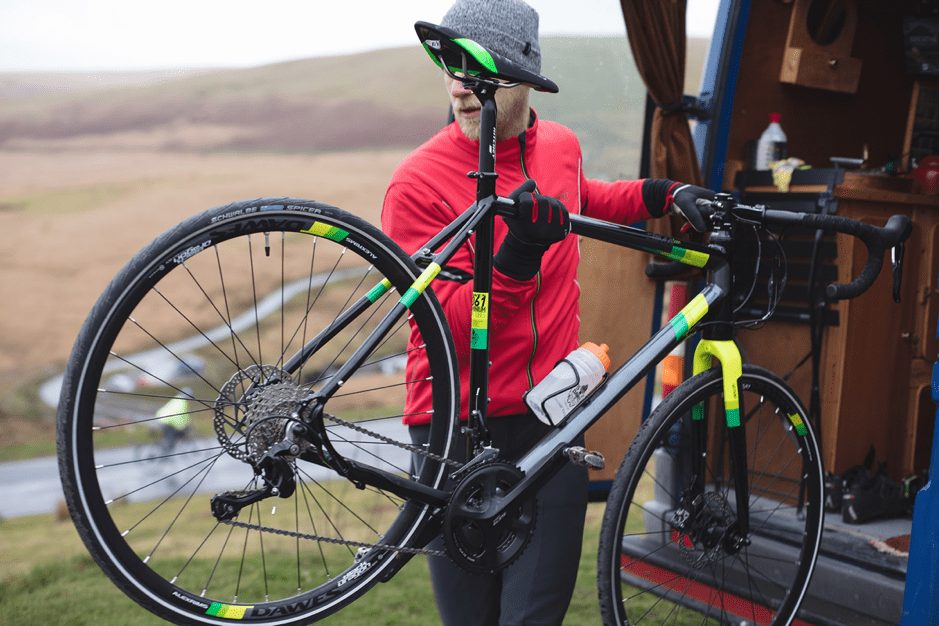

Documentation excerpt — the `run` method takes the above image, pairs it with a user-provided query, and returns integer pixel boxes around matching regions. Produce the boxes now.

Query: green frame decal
[300,221,349,242]
[668,293,710,340]
[400,263,441,308]
[366,278,392,303]
[643,243,710,268]
[692,339,743,428]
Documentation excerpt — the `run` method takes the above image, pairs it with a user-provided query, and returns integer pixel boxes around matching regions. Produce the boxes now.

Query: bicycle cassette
[443,461,536,575]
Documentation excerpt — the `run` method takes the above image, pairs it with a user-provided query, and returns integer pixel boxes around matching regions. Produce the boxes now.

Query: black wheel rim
[61,202,458,622]
[605,370,823,626]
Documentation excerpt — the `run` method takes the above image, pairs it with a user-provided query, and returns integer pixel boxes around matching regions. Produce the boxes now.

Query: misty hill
[0,37,709,179]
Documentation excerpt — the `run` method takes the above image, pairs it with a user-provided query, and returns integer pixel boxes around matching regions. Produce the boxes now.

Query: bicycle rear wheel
[598,365,823,626]
[57,198,459,624]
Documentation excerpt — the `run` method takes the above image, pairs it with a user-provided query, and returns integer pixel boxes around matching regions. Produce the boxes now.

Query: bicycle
[56,22,911,625]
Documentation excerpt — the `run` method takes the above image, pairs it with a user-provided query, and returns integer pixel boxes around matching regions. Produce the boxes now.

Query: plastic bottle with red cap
[525,342,611,426]
[756,112,787,170]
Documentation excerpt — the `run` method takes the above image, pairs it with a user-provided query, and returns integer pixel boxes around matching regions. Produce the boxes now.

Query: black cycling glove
[642,179,714,232]
[494,180,570,281]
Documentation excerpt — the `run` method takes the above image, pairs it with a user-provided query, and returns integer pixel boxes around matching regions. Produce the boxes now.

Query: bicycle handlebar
[498,193,911,302]
[695,197,912,301]
[780,210,910,300]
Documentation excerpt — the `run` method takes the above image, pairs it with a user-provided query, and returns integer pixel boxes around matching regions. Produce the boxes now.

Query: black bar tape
[797,213,899,301]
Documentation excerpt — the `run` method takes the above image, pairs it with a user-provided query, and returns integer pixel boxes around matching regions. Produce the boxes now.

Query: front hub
[670,491,743,568]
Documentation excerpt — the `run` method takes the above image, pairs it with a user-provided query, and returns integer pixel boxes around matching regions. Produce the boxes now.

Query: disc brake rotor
[673,491,735,568]
[214,364,308,461]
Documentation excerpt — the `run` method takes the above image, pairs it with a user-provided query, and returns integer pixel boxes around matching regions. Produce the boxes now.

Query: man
[381,1,712,623]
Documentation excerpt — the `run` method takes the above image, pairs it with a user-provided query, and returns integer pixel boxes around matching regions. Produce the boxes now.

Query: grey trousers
[411,415,589,626]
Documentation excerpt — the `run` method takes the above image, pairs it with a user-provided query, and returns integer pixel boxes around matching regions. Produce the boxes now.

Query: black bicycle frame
[288,78,748,529]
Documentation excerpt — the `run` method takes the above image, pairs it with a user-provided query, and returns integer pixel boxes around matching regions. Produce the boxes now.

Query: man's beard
[454,113,482,141]
[452,92,529,141]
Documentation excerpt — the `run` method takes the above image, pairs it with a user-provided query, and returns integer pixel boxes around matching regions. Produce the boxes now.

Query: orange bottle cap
[582,341,611,371]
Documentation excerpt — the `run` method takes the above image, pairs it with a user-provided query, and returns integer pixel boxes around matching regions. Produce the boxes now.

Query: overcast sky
[0,1,721,72]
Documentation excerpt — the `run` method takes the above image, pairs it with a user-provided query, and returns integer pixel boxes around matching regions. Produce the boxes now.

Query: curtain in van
[619,0,703,187]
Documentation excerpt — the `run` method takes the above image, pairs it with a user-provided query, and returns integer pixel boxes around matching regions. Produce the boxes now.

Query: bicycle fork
[685,338,751,545]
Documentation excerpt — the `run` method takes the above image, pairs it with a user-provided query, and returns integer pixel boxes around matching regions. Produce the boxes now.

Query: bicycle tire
[57,198,459,624]
[598,365,823,626]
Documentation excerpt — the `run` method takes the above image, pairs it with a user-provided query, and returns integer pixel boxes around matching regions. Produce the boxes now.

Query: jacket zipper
[518,130,540,388]
[527,271,541,387]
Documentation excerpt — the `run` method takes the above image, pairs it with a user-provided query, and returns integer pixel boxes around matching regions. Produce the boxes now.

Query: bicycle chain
[218,518,447,557]
[212,369,461,552]
[215,413,459,551]
[322,411,462,469]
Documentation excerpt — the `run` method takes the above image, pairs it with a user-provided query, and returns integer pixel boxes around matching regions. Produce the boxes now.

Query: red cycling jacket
[382,113,653,425]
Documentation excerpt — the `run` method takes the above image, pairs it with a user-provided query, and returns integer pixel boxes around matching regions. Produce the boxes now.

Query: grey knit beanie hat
[441,0,541,74]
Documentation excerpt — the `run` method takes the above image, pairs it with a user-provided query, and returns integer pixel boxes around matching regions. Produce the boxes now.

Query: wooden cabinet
[583,181,938,482]
[739,184,939,477]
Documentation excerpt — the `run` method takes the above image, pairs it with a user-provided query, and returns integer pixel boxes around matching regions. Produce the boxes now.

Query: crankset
[443,461,536,575]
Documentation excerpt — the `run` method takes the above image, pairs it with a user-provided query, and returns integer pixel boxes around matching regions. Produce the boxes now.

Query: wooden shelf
[735,183,938,477]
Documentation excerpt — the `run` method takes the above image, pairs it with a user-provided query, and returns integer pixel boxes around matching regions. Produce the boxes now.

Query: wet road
[1,418,411,519]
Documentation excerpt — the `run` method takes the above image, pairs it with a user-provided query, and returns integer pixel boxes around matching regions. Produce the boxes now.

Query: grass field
[0,502,612,625]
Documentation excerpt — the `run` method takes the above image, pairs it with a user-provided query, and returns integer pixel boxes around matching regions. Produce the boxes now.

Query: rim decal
[300,221,349,242]
[788,412,809,436]
[205,602,253,619]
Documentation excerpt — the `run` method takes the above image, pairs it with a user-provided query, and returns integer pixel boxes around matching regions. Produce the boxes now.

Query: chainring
[443,461,536,575]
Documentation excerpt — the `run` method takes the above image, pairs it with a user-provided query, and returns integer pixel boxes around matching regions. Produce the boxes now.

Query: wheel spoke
[602,370,822,625]
[61,205,459,620]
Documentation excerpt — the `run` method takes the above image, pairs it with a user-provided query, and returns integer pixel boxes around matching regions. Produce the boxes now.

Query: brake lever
[891,242,904,304]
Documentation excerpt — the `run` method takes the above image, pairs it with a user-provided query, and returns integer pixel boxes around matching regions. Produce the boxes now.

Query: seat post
[465,80,499,454]
[471,81,499,201]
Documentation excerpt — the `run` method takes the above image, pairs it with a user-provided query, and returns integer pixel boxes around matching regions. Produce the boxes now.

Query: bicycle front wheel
[598,365,823,626]
[57,198,459,624]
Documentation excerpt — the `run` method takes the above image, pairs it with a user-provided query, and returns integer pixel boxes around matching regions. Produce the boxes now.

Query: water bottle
[755,112,787,170]
[525,342,611,426]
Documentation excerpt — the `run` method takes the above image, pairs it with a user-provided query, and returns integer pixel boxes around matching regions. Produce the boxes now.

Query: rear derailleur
[211,403,342,522]
[211,438,300,521]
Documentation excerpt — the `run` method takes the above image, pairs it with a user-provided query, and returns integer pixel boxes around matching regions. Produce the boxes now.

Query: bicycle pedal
[563,446,605,470]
